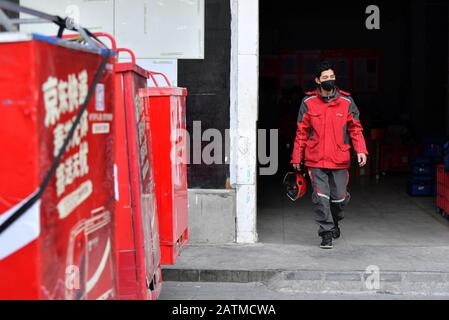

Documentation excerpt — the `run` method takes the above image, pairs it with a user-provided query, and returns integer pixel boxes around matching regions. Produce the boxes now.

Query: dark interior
[258,0,449,237]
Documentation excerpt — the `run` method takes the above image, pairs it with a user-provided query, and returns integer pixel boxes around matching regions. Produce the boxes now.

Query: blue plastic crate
[412,156,432,165]
[409,175,434,184]
[411,163,434,176]
[407,183,435,197]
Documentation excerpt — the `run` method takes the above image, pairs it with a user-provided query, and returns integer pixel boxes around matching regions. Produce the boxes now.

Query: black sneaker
[320,232,333,249]
[332,227,341,239]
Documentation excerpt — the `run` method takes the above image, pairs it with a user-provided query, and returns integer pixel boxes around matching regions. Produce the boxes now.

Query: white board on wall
[19,0,205,60]
[139,59,178,87]
[19,0,114,36]
[115,0,204,59]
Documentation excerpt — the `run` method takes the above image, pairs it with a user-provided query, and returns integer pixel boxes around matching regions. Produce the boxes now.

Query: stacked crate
[407,144,442,197]
[437,165,449,216]
[407,158,435,196]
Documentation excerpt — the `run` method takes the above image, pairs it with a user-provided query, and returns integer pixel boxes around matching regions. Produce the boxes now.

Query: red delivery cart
[0,33,117,299]
[139,78,189,265]
[114,45,162,300]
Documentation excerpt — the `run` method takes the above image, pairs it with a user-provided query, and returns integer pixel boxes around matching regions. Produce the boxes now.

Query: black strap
[0,54,110,235]
[0,1,87,41]
[57,24,65,38]
[84,29,107,48]
[0,1,67,30]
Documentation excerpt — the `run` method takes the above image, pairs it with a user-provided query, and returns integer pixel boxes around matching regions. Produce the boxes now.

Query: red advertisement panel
[0,34,116,300]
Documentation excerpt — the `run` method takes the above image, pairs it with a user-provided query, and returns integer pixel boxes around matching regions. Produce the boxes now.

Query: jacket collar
[315,87,341,103]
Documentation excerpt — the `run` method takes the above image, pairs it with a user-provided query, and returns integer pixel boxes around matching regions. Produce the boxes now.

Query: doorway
[257,0,449,249]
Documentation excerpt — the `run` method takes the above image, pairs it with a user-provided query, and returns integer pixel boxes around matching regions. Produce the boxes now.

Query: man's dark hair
[315,61,334,79]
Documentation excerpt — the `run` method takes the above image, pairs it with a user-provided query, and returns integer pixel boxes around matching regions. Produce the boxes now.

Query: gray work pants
[307,168,351,236]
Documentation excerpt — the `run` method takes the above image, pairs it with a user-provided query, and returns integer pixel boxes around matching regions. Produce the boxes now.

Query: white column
[230,0,259,243]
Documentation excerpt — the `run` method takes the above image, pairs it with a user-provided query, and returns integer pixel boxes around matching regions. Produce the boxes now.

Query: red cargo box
[443,172,449,199]
[437,165,444,196]
[139,81,189,265]
[436,165,444,211]
[437,185,445,198]
[114,46,162,300]
[443,198,447,214]
[0,33,116,299]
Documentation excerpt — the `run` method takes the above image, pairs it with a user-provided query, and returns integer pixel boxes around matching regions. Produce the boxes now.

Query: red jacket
[291,88,368,169]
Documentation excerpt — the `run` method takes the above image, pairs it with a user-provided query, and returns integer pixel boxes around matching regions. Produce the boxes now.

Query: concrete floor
[159,281,449,300]
[162,173,449,298]
[258,173,449,248]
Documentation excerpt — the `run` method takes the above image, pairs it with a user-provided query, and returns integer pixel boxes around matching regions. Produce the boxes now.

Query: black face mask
[320,80,336,92]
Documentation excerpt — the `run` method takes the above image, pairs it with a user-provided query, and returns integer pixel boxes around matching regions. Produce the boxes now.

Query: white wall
[230,0,259,243]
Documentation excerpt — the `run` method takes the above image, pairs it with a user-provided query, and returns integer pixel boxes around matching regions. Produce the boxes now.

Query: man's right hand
[292,163,301,171]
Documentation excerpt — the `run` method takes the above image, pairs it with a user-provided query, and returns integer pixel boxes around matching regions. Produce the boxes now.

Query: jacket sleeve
[291,99,311,164]
[347,98,369,155]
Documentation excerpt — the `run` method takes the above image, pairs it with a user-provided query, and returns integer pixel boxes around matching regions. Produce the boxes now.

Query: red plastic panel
[140,87,189,265]
[114,62,161,300]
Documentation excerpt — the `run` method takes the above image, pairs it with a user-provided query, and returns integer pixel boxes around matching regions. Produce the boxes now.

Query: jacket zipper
[323,106,327,166]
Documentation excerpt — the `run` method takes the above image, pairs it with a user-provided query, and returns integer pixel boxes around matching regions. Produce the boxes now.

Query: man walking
[291,61,368,249]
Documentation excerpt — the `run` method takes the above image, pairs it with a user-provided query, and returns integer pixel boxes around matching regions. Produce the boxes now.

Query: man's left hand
[357,153,367,167]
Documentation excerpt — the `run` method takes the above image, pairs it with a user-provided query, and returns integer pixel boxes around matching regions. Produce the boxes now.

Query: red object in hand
[283,171,308,201]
